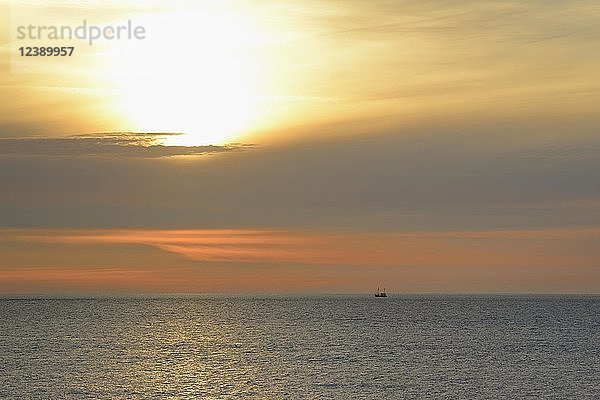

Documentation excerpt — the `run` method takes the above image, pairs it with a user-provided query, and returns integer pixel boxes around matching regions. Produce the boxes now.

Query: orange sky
[1,228,599,294]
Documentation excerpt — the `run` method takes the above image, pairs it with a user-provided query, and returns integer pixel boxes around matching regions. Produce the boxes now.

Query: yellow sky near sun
[3,0,600,145]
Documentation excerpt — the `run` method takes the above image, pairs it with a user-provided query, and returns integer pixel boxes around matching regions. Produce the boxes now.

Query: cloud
[2,227,599,293]
[3,227,599,269]
[1,118,599,230]
[0,133,252,158]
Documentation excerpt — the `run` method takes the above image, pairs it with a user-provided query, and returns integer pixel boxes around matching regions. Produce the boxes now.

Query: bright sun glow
[105,5,265,145]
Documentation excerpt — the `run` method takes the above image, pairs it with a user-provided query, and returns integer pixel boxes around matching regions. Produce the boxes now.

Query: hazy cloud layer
[1,117,599,231]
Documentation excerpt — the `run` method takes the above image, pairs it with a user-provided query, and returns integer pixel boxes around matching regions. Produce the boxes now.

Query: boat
[374,286,387,297]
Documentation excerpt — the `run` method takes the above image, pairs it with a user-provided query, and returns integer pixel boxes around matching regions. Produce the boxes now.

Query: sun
[105,5,264,146]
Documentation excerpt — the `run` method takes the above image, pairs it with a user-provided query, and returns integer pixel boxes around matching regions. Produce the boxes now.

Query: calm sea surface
[1,296,599,399]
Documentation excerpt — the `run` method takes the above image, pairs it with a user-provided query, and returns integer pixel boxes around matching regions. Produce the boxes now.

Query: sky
[1,0,599,294]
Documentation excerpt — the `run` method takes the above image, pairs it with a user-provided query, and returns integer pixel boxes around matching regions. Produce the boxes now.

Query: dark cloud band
[0,133,252,158]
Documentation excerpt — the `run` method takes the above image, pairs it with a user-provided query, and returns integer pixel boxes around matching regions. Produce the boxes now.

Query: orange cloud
[2,227,599,268]
[1,227,599,293]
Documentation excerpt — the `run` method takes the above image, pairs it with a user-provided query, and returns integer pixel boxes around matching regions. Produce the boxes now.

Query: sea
[1,295,599,399]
